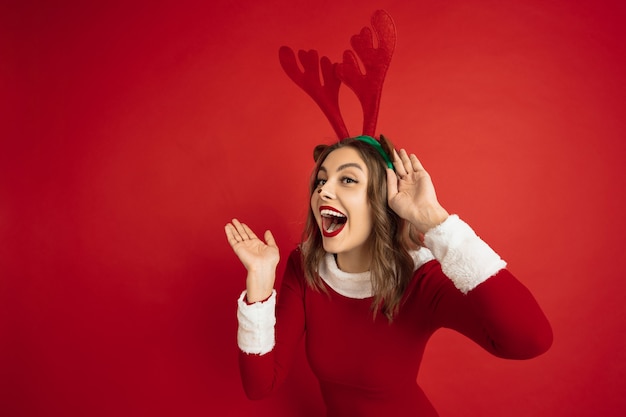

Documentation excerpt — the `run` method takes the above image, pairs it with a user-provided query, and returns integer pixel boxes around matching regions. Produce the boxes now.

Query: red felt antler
[279,47,349,139]
[279,10,396,139]
[337,10,396,137]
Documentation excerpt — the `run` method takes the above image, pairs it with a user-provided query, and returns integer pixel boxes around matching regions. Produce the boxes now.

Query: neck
[335,246,371,273]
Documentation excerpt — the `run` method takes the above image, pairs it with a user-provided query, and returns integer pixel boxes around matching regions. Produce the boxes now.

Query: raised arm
[386,148,449,237]
[225,219,279,302]
[386,150,552,357]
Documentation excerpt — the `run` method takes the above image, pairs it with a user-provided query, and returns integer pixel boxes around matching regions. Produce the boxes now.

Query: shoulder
[403,258,456,301]
[410,247,436,271]
[279,247,307,292]
[285,246,304,270]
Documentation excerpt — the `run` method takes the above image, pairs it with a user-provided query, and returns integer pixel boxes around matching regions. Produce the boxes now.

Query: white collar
[318,248,435,299]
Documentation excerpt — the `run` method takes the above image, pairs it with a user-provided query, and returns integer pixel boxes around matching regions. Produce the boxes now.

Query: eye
[315,178,327,187]
[341,176,358,184]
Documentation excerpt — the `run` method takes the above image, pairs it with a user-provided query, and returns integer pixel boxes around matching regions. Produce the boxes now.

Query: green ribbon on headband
[355,135,394,169]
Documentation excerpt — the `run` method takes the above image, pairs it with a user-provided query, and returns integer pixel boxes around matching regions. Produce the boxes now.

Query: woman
[224,136,552,416]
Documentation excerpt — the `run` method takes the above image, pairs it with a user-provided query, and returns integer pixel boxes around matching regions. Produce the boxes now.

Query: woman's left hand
[386,149,449,235]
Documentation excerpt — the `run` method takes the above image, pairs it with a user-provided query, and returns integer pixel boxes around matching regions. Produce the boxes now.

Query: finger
[241,222,259,241]
[232,219,252,240]
[392,149,407,177]
[398,149,413,175]
[409,153,426,172]
[386,168,399,200]
[264,230,278,248]
[224,223,241,246]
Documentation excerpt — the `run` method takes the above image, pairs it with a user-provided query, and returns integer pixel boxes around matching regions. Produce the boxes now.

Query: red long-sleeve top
[236,216,552,416]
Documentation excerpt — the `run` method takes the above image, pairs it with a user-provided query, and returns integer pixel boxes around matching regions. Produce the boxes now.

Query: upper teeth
[321,209,346,218]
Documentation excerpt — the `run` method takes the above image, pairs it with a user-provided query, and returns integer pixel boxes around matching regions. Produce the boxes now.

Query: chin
[321,238,348,255]
[321,240,338,254]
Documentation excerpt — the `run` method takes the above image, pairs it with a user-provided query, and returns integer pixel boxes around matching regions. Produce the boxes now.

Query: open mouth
[320,206,347,237]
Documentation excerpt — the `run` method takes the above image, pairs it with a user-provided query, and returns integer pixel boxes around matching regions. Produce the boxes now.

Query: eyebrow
[318,162,364,174]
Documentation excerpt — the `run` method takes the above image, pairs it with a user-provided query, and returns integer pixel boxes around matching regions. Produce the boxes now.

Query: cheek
[363,208,374,231]
[310,194,321,222]
[350,199,373,231]
[361,198,374,232]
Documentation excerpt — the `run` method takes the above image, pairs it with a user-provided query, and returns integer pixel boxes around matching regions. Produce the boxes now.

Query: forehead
[320,147,367,172]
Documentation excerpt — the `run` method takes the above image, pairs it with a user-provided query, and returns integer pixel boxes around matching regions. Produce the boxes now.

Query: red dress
[236,216,552,416]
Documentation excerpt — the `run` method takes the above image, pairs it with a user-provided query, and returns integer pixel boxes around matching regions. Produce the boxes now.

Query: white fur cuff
[237,290,277,355]
[424,215,506,294]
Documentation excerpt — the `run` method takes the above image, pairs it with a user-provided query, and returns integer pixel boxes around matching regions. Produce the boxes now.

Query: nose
[317,182,335,199]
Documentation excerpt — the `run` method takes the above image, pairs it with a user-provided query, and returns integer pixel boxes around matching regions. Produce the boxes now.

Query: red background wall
[2,0,625,416]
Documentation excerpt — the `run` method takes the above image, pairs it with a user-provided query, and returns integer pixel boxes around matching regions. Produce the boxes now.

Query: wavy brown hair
[301,136,415,321]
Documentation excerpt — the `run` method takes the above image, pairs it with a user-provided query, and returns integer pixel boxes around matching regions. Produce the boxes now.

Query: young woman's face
[311,147,373,271]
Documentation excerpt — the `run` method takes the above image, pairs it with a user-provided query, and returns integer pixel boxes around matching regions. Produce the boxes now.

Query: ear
[378,134,396,159]
[313,144,328,162]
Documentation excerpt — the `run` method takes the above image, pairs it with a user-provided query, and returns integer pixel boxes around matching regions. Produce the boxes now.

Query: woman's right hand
[225,219,279,302]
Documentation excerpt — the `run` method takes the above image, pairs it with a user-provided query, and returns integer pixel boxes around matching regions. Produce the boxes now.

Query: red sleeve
[238,249,307,399]
[420,261,553,359]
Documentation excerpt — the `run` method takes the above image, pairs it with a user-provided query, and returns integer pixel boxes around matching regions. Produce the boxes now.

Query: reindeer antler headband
[279,10,396,168]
